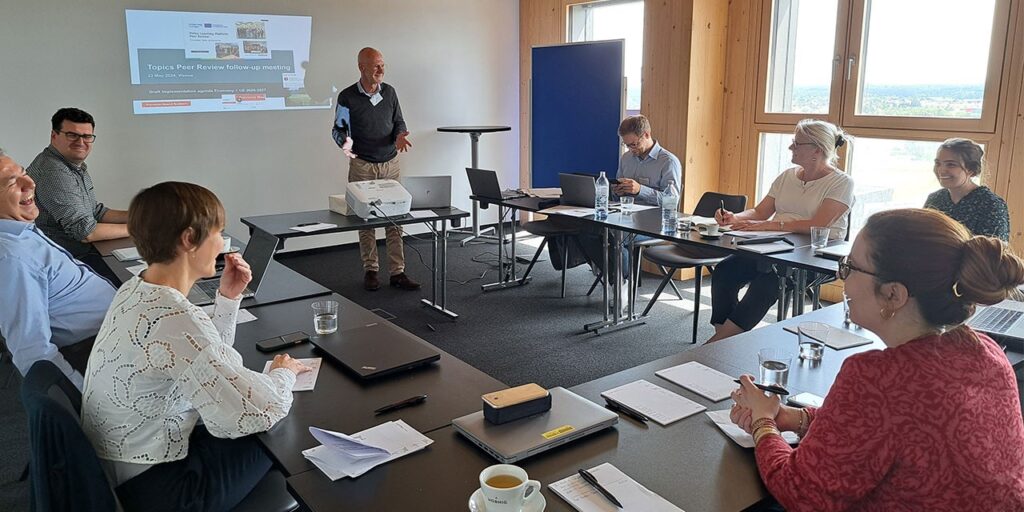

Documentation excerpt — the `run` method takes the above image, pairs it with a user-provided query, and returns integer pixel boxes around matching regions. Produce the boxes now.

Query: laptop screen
[242,229,279,292]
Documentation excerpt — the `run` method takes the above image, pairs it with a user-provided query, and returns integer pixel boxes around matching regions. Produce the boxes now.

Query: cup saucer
[469,488,547,512]
[700,233,722,240]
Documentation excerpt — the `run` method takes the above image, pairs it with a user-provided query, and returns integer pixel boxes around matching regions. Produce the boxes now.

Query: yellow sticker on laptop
[542,424,575,440]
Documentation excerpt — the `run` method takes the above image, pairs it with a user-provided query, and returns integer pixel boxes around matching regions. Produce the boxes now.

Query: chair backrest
[21,361,116,512]
[692,192,747,218]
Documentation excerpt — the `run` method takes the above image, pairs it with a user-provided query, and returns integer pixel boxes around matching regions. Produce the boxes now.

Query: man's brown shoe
[389,272,421,290]
[364,270,380,291]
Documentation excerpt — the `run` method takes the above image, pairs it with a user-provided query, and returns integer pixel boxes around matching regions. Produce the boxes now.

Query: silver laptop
[187,229,278,306]
[452,387,617,463]
[402,176,452,209]
[968,295,1024,340]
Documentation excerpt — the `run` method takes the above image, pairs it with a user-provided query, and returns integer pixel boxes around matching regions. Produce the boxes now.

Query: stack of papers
[290,222,337,233]
[302,421,432,480]
[538,205,596,217]
[705,409,799,448]
[655,361,736,402]
[729,230,791,238]
[736,241,794,254]
[600,380,705,426]
[407,210,436,219]
[549,463,684,511]
[263,357,321,391]
[527,187,562,198]
[112,247,141,261]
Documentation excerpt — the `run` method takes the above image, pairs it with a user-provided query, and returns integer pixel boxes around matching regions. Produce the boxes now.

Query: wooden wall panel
[719,0,763,199]
[993,0,1024,250]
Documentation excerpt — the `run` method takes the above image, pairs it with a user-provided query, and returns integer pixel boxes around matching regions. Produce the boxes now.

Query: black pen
[374,394,427,415]
[578,469,623,508]
[719,199,726,216]
[733,379,789,396]
[295,222,319,227]
[604,399,648,424]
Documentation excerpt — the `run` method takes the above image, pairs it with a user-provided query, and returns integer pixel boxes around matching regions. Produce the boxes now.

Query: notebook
[308,322,440,380]
[549,463,683,512]
[452,387,617,463]
[600,379,705,426]
[186,229,278,306]
[655,361,736,402]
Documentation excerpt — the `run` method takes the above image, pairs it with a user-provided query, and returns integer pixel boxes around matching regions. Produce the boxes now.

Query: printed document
[601,380,705,426]
[549,462,684,512]
[655,361,736,402]
[705,409,799,448]
[263,357,321,391]
[303,420,432,480]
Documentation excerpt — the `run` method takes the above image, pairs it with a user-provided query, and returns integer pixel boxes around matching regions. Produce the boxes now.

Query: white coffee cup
[221,236,232,253]
[705,223,720,236]
[479,464,542,512]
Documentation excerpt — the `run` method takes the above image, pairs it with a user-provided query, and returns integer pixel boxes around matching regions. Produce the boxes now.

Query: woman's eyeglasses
[837,255,878,280]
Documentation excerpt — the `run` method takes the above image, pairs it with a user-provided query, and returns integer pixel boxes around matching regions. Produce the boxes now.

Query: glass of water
[620,196,635,214]
[312,300,339,334]
[810,226,830,249]
[797,322,828,361]
[758,347,792,389]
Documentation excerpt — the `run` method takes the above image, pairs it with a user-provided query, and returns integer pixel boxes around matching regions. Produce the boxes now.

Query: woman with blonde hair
[731,208,1024,510]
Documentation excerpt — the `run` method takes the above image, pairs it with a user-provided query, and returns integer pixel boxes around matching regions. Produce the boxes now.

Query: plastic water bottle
[595,171,610,220]
[661,181,680,234]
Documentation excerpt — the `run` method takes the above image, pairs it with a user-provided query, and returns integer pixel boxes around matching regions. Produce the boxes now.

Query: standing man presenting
[332,47,419,291]
[27,107,128,280]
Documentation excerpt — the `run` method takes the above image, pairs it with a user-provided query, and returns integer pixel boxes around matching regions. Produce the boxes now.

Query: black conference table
[284,304,882,512]
[233,293,507,477]
[240,208,470,319]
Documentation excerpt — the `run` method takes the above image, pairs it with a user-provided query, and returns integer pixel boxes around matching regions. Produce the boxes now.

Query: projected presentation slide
[126,9,329,115]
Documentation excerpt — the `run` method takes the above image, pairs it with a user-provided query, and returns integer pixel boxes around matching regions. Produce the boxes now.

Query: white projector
[345,179,412,220]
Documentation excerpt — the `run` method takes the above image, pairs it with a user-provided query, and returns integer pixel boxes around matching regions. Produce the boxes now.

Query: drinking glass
[797,322,828,361]
[312,300,339,334]
[810,226,830,249]
[758,347,792,389]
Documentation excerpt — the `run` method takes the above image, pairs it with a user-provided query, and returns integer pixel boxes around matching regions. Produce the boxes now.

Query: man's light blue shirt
[0,219,115,389]
[617,141,682,205]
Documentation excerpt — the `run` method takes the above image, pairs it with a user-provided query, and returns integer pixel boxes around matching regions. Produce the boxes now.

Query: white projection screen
[126,9,329,115]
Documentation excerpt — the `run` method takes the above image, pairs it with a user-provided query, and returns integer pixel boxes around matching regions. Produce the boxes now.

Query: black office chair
[21,360,298,512]
[640,192,747,343]
[519,219,593,297]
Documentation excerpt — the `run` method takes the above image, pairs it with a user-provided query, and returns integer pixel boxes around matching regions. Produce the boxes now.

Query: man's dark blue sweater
[332,82,407,163]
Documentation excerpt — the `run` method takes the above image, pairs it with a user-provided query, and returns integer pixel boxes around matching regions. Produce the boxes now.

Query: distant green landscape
[787,84,985,118]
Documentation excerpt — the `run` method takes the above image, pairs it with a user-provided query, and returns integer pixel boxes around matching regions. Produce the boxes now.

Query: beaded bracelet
[753,426,781,446]
[751,417,777,432]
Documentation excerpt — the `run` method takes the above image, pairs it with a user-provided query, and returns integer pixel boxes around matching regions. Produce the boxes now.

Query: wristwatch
[779,220,785,230]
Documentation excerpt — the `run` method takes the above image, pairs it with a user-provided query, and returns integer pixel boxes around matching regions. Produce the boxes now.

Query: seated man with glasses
[27,107,128,280]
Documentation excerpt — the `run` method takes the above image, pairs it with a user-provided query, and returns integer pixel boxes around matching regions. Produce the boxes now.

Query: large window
[754,0,1009,236]
[568,0,644,113]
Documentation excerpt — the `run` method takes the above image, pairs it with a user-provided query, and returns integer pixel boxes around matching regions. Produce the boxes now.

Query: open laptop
[466,167,526,201]
[452,387,617,463]
[402,176,452,209]
[186,229,278,306]
[309,321,440,380]
[559,173,599,207]
[967,289,1024,340]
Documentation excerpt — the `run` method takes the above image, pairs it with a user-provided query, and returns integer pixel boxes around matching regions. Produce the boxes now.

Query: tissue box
[482,384,552,425]
[329,194,352,215]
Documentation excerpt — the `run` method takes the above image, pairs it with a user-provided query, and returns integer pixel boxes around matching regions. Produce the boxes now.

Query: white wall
[0,0,520,251]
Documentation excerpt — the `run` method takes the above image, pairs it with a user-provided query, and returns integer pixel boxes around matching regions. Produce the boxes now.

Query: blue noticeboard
[531,40,624,188]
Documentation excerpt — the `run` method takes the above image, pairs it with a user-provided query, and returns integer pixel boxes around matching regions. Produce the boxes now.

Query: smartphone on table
[256,331,309,352]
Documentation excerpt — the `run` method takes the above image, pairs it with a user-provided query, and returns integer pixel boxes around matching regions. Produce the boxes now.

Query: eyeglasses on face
[58,131,97,143]
[837,255,878,280]
[791,139,816,148]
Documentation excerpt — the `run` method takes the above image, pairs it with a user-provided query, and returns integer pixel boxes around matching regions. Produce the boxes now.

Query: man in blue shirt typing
[0,150,115,389]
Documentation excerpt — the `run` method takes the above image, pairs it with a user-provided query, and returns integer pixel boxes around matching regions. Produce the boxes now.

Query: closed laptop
[309,322,440,380]
[452,387,617,463]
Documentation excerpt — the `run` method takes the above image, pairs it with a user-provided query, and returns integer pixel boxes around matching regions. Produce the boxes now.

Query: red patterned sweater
[756,328,1024,511]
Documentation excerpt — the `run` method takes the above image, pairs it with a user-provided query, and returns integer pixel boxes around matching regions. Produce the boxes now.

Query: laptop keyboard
[971,308,1023,333]
[196,279,253,300]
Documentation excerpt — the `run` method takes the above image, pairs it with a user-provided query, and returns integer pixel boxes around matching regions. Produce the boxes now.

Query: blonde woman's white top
[82,276,295,485]
[767,167,855,239]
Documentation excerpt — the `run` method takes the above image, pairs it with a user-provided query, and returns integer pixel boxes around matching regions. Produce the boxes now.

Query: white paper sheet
[549,463,684,512]
[126,262,148,276]
[263,357,321,391]
[728,230,791,238]
[302,420,433,480]
[618,204,658,212]
[655,361,736,402]
[407,210,437,219]
[705,409,800,448]
[600,380,706,426]
[112,247,141,261]
[527,187,562,198]
[538,205,596,217]
[290,222,337,233]
[813,326,874,350]
[200,305,257,324]
[736,241,794,254]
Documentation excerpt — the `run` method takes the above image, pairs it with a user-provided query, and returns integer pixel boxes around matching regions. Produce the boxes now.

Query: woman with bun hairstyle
[925,137,1009,241]
[730,208,1024,511]
[709,119,855,342]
